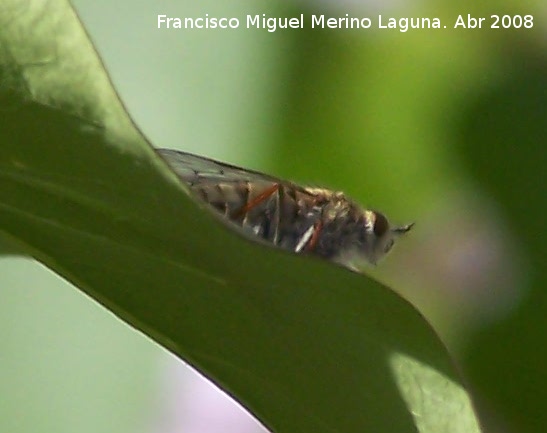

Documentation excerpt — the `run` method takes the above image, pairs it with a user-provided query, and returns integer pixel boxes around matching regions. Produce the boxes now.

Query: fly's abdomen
[190,181,249,216]
[190,181,320,251]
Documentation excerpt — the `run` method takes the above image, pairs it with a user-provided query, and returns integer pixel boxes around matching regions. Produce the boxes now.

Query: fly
[157,149,413,271]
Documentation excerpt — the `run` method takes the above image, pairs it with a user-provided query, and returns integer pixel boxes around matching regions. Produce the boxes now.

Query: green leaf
[0,1,481,432]
[458,61,547,433]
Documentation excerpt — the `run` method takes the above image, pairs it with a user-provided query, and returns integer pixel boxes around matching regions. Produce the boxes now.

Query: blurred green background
[1,0,545,432]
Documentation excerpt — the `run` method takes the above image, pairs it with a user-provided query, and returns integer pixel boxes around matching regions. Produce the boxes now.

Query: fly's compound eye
[373,212,389,237]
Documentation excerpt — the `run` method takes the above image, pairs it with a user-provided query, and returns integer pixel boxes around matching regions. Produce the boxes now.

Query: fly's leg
[233,183,280,218]
[295,220,323,253]
[306,220,323,251]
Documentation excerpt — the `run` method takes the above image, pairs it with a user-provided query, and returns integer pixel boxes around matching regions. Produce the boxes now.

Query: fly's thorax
[310,199,368,259]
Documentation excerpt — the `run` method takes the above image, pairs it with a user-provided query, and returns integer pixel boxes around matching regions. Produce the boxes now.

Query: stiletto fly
[158,149,413,271]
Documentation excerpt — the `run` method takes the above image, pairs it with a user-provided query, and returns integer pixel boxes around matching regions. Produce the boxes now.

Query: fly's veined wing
[156,149,281,186]
[157,148,328,253]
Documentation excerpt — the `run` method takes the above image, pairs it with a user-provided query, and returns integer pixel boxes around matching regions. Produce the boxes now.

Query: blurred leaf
[458,52,547,433]
[0,1,482,432]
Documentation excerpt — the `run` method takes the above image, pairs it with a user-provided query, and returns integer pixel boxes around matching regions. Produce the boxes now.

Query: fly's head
[335,210,414,269]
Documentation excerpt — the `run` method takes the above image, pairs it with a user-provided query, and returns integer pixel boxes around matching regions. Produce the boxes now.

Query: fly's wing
[157,148,286,219]
[157,149,281,186]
